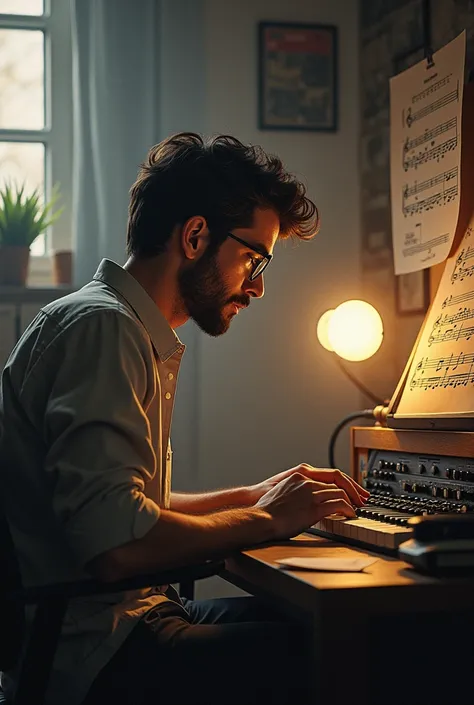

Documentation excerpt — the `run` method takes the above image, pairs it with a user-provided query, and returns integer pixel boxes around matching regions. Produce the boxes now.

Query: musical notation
[428,324,474,346]
[402,184,458,216]
[411,74,452,103]
[410,351,474,391]
[433,307,474,327]
[402,232,449,257]
[390,32,465,277]
[390,34,474,417]
[451,247,474,282]
[403,117,457,155]
[410,369,474,390]
[403,134,457,171]
[403,167,458,199]
[415,351,474,371]
[405,84,459,128]
[442,290,474,309]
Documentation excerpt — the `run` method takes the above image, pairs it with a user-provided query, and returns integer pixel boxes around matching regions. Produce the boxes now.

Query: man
[0,133,368,705]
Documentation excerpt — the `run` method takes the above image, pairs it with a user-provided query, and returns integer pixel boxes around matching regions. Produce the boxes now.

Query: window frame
[0,0,72,284]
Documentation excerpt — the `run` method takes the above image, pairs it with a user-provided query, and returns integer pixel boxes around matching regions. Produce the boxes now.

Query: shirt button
[167,372,174,381]
[165,392,172,400]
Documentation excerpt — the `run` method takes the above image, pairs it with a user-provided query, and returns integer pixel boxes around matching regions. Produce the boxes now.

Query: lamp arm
[328,409,375,469]
[334,356,384,406]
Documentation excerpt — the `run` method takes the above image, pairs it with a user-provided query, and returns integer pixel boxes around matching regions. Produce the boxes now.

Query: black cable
[328,409,375,469]
[335,356,384,406]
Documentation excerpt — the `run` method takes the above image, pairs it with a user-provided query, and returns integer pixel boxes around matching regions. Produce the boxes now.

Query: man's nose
[244,273,265,299]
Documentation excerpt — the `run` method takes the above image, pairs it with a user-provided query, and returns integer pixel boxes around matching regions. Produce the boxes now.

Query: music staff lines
[410,370,474,390]
[428,323,474,346]
[403,232,449,257]
[403,134,457,171]
[403,116,457,154]
[455,246,474,264]
[415,351,474,371]
[403,166,457,199]
[451,248,474,283]
[405,83,459,128]
[410,351,474,391]
[412,74,452,104]
[442,289,474,309]
[433,307,474,327]
[403,183,458,216]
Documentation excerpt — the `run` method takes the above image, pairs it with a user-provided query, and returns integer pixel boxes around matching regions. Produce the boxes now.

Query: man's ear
[181,216,210,261]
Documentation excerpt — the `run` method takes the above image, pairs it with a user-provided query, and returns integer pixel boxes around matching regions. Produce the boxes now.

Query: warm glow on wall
[316,308,335,352]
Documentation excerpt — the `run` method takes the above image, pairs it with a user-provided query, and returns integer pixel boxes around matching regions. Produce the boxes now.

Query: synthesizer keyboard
[308,447,474,555]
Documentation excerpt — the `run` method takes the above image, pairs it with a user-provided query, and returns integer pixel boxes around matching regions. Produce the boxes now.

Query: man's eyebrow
[250,242,271,258]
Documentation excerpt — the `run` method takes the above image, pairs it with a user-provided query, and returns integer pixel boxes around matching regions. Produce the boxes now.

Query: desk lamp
[317,300,388,468]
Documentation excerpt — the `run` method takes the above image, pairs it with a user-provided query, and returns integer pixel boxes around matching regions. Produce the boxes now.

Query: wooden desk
[223,534,474,705]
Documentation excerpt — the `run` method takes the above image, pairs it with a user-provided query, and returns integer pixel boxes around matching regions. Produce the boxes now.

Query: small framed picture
[395,269,430,316]
[258,21,338,131]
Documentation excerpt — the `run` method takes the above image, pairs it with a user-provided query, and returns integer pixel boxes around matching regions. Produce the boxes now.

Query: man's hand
[248,463,369,508]
[256,472,360,540]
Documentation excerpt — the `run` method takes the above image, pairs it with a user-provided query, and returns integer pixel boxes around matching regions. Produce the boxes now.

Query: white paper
[390,32,465,274]
[396,213,474,417]
[275,556,377,572]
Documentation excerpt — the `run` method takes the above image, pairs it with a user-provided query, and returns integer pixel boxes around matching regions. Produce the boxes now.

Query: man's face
[178,208,279,336]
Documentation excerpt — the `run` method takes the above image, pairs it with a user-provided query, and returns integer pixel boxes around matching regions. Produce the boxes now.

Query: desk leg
[310,609,369,705]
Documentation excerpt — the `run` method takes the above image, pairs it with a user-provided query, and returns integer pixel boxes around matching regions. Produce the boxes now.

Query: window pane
[0,141,45,255]
[0,29,44,129]
[0,0,43,15]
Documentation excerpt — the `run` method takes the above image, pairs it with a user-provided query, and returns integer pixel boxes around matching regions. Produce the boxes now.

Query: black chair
[0,505,224,705]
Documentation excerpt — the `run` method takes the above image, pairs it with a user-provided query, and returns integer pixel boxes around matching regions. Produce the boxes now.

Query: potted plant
[0,182,63,286]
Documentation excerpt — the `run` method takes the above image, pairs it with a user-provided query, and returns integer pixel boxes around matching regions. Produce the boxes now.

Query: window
[0,0,72,282]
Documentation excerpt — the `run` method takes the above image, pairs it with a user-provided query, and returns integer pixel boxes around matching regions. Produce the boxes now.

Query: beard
[178,249,250,336]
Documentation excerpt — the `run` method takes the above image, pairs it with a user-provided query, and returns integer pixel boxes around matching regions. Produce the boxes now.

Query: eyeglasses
[225,232,273,281]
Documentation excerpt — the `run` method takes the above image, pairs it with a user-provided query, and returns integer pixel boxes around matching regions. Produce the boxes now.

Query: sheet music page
[390,31,465,275]
[396,212,474,417]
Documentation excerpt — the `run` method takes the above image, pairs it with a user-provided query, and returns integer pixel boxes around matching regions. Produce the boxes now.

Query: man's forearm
[170,486,255,514]
[94,505,275,581]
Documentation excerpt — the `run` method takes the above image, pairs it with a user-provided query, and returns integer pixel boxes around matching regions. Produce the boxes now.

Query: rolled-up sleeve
[40,310,161,568]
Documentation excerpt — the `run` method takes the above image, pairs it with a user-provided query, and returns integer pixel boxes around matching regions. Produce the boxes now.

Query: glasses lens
[250,258,268,281]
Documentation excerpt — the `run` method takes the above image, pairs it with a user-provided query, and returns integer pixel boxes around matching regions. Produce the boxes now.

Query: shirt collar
[92,259,184,362]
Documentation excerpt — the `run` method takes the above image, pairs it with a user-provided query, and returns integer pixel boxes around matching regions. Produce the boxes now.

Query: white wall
[186,0,362,493]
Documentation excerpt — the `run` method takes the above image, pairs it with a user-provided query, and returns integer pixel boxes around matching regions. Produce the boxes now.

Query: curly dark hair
[126,132,319,257]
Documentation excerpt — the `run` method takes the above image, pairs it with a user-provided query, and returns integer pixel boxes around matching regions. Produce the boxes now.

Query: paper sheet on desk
[275,556,377,572]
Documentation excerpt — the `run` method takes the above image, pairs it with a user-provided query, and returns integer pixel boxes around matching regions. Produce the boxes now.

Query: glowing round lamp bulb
[316,309,335,351]
[327,300,383,362]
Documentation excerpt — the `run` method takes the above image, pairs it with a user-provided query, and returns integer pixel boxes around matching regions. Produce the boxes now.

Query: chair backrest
[0,498,25,671]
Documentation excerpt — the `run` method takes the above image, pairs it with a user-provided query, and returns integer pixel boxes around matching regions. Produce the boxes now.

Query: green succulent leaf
[0,181,63,248]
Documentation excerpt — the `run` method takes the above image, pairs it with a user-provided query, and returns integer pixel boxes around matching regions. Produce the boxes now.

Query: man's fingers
[299,464,369,504]
[315,498,356,520]
[325,469,369,506]
[312,487,351,507]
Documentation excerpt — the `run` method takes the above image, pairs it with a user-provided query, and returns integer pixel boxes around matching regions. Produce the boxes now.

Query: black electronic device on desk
[308,426,474,556]
[398,514,474,574]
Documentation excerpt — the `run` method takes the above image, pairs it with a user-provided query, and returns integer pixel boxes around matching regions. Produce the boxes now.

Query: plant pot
[0,245,30,286]
[53,250,72,285]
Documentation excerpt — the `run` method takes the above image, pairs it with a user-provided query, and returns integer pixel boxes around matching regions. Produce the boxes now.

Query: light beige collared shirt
[0,259,185,705]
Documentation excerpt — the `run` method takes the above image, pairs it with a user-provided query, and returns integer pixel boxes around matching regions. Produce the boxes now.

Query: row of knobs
[377,459,474,481]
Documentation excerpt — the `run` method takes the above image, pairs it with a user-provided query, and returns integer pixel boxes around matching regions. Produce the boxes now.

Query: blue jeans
[83,595,311,704]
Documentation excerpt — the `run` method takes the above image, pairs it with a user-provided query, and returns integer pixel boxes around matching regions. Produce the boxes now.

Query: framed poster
[258,21,338,131]
[395,269,430,316]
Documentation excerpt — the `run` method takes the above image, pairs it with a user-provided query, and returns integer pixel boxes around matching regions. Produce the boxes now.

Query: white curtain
[71,0,161,285]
